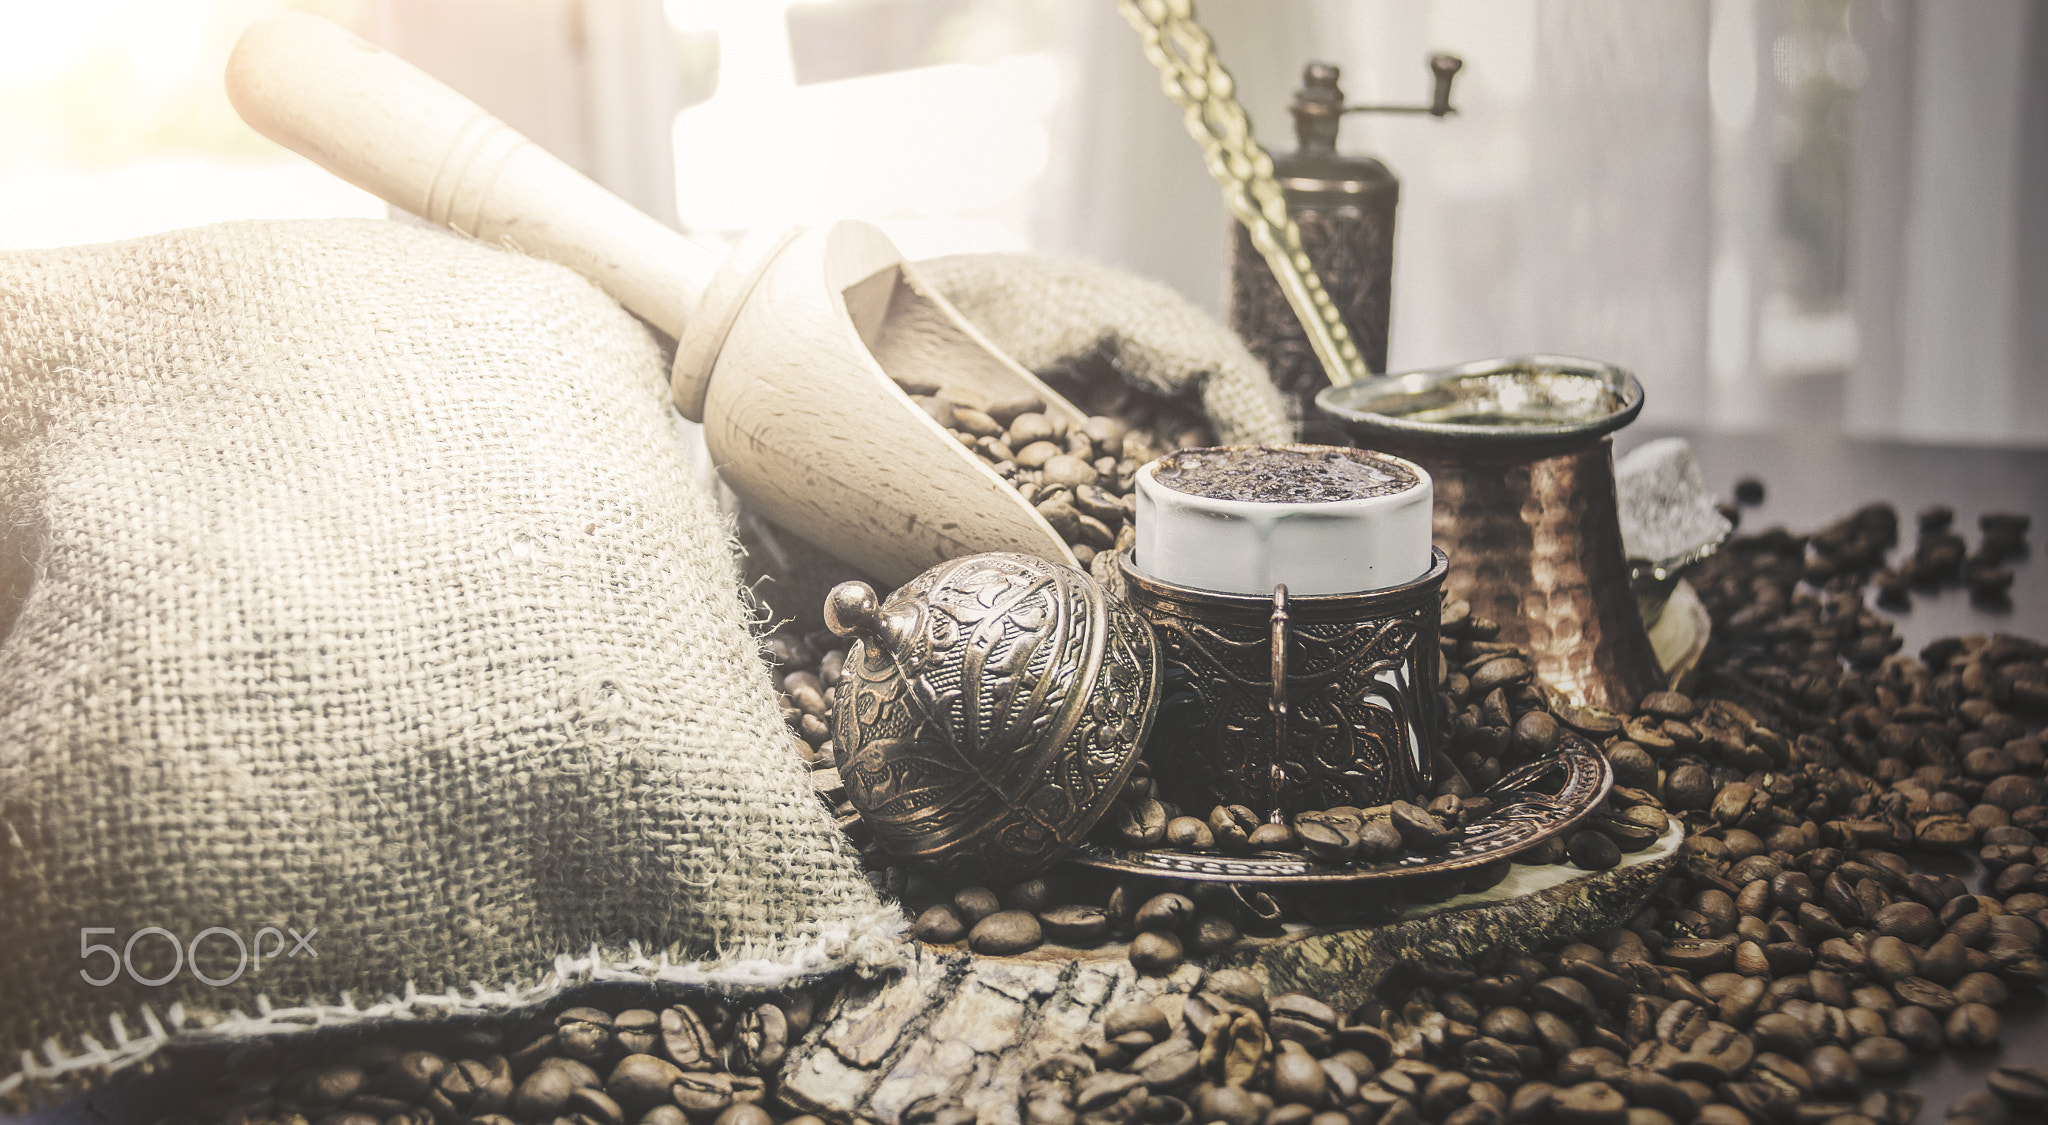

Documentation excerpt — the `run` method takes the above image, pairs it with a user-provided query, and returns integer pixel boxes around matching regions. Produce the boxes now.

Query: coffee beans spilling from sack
[891,371,1215,567]
[159,988,829,1125]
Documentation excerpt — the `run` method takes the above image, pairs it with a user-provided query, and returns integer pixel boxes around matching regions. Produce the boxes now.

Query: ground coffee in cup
[1134,443,1433,596]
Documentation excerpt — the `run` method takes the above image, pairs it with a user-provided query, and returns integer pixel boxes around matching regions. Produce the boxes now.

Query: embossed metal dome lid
[824,552,1161,886]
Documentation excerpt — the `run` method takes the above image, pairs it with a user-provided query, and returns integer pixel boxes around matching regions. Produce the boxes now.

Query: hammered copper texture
[1419,440,1662,712]
[832,554,1159,885]
[1120,550,1445,819]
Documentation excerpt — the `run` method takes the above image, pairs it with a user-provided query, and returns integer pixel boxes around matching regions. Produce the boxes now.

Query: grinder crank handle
[226,12,718,348]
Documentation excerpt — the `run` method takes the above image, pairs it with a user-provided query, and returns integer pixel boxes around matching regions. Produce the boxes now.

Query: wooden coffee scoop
[226,12,1081,585]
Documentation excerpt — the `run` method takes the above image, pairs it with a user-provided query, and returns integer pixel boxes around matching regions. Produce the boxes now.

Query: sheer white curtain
[1845,0,2047,445]
[369,0,2045,445]
[367,0,683,225]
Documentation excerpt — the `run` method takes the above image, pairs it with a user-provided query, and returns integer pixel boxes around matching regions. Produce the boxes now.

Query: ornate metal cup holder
[1064,734,1612,885]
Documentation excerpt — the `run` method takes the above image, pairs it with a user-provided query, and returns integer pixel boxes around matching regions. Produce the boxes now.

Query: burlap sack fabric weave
[0,219,899,1106]
[916,253,1293,448]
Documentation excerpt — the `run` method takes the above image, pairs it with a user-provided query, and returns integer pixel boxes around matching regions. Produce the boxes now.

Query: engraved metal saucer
[1063,734,1612,885]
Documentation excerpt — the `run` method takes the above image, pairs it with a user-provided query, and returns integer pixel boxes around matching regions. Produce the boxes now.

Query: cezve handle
[226,11,719,342]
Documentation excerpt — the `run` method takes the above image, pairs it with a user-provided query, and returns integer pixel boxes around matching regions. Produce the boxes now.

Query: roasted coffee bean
[729,1003,788,1075]
[1554,1047,1620,1086]
[1103,1001,1170,1044]
[604,1055,681,1112]
[1550,1081,1626,1125]
[1164,816,1215,850]
[1470,657,1532,694]
[1108,799,1169,848]
[1195,1086,1263,1125]
[1245,820,1297,850]
[1954,971,2010,1007]
[301,1065,367,1105]
[1187,913,1241,956]
[1272,1041,1329,1107]
[670,1071,733,1116]
[969,910,1044,954]
[1480,1007,1535,1045]
[714,1105,773,1125]
[914,904,968,944]
[1041,905,1111,945]
[1132,1037,1200,1092]
[1529,977,1599,1024]
[510,1067,574,1120]
[1988,1065,2048,1111]
[1804,1044,1859,1097]
[1945,1002,2000,1048]
[1134,893,1194,932]
[567,1085,624,1125]
[1208,804,1258,852]
[310,1112,379,1125]
[1606,742,1658,790]
[1568,831,1622,870]
[608,1008,660,1057]
[660,1005,717,1071]
[953,886,1002,924]
[1356,820,1405,861]
[1920,933,1969,983]
[999,877,1055,913]
[1128,930,1184,974]
[1872,901,1939,943]
[1297,819,1360,863]
[1665,766,1714,811]
[1887,1005,1943,1052]
[380,1052,446,1101]
[1515,711,1562,757]
[534,1055,602,1090]
[1391,801,1456,851]
[1849,1035,1910,1074]
[1268,993,1339,1051]
[1868,936,1919,981]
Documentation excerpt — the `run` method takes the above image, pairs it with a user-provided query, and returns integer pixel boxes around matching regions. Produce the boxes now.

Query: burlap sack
[916,253,1294,447]
[0,219,899,1107]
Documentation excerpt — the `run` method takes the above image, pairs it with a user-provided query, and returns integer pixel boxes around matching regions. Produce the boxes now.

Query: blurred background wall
[1,0,2041,445]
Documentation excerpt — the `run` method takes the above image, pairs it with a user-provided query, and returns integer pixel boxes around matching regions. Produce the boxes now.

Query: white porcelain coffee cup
[1132,444,1433,596]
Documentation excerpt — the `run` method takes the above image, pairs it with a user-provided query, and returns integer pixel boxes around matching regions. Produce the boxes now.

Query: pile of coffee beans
[168,472,2044,1125]
[809,491,2045,1125]
[161,989,826,1125]
[1866,508,2032,610]
[905,957,2048,1125]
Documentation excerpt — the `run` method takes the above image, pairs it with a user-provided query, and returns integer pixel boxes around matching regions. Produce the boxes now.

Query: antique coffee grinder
[1229,56,1462,435]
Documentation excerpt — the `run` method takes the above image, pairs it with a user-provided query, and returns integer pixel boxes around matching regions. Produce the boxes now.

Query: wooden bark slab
[780,822,1683,1125]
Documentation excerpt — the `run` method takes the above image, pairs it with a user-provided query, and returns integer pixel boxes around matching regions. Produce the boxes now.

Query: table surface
[10,429,2047,1124]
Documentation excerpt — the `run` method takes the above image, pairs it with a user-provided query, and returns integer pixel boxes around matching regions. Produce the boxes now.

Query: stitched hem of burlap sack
[0,909,908,1111]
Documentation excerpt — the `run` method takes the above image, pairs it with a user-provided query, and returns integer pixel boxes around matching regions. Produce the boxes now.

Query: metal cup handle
[1267,584,1290,823]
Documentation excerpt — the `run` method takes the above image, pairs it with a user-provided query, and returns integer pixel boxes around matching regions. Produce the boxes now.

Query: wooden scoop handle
[226,11,717,341]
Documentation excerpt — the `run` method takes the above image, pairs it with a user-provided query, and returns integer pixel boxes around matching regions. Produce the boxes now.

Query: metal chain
[1117,0,1369,388]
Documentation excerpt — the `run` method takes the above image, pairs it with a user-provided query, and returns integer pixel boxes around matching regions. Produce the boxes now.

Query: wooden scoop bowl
[226,12,1081,585]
